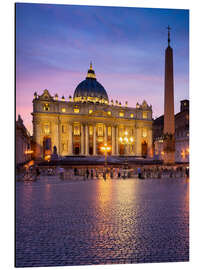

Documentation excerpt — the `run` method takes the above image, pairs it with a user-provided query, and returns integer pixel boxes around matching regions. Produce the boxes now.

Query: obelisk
[163,26,175,164]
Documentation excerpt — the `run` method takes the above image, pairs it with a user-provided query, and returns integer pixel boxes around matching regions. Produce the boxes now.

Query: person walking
[137,167,141,179]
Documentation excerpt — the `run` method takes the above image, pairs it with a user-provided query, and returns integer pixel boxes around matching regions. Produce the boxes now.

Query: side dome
[73,63,109,103]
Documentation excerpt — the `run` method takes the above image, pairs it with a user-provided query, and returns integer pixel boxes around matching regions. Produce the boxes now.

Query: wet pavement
[15,177,189,267]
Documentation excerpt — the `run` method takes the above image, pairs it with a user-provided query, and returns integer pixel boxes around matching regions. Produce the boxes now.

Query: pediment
[142,100,148,108]
[38,89,53,101]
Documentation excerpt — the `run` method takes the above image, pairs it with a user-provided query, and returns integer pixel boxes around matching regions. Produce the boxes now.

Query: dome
[73,63,109,103]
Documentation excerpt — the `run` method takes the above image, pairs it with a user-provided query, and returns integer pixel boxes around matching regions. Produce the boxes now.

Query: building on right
[153,99,189,163]
[174,100,189,163]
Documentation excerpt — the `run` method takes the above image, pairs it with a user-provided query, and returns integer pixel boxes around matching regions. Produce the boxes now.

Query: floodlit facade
[16,115,32,165]
[32,64,153,159]
[153,100,189,163]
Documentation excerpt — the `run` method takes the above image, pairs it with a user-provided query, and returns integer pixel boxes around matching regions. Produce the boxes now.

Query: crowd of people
[16,164,189,182]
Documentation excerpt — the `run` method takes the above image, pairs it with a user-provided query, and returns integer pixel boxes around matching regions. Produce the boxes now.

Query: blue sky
[16,3,189,133]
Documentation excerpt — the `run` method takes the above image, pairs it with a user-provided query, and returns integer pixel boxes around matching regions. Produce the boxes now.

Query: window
[89,109,93,114]
[73,124,80,135]
[142,128,147,138]
[43,103,50,111]
[74,108,80,113]
[143,111,148,119]
[107,111,111,116]
[130,113,134,118]
[62,108,66,113]
[97,125,103,136]
[44,124,50,135]
[119,112,124,117]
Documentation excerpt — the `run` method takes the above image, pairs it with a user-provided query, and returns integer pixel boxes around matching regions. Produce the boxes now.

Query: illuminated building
[32,63,153,159]
[16,115,32,165]
[153,100,189,163]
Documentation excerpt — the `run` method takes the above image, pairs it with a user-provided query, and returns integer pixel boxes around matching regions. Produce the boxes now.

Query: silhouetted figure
[137,167,141,179]
[36,167,40,176]
[110,170,113,179]
[59,167,64,180]
[103,170,106,180]
[74,168,78,176]
[186,168,189,177]
[86,169,89,179]
[91,169,94,179]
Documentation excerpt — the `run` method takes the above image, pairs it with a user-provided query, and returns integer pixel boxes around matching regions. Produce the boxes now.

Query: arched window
[43,103,50,111]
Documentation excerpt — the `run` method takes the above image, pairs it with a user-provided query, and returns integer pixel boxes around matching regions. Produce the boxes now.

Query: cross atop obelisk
[167,25,171,46]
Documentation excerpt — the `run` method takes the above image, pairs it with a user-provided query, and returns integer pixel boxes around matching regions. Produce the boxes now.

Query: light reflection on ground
[16,177,189,267]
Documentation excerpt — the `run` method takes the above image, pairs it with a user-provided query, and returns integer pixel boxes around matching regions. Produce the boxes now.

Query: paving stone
[15,177,189,267]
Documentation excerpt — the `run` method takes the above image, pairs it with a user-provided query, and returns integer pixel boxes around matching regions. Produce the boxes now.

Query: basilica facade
[32,64,153,159]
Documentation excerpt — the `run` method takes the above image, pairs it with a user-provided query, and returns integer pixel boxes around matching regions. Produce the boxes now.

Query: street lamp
[119,131,134,176]
[101,143,111,167]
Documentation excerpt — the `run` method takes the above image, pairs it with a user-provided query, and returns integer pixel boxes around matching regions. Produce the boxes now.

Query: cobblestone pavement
[15,177,189,267]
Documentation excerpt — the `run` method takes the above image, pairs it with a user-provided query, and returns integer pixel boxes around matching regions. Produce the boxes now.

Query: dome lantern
[86,61,96,79]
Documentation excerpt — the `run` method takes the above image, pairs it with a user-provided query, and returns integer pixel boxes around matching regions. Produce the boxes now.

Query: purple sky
[16,3,189,134]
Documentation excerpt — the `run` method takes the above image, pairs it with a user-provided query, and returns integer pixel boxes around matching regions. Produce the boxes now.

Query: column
[115,125,119,155]
[58,118,61,156]
[104,125,107,143]
[68,123,73,155]
[136,127,142,156]
[85,124,89,155]
[53,120,59,154]
[127,144,130,155]
[112,126,115,155]
[81,124,84,155]
[147,127,153,157]
[33,119,42,159]
[93,125,97,155]
[133,128,136,155]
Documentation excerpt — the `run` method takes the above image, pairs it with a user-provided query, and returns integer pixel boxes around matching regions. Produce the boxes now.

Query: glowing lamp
[25,150,34,154]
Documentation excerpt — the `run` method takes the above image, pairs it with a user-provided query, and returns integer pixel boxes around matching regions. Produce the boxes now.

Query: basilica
[32,63,153,159]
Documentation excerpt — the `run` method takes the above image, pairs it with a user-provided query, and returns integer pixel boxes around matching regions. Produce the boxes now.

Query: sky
[16,3,189,134]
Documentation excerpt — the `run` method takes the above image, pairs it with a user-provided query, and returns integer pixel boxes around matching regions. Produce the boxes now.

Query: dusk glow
[16,3,189,134]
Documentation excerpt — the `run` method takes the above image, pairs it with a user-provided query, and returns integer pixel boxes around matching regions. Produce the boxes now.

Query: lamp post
[119,131,134,177]
[101,143,111,167]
